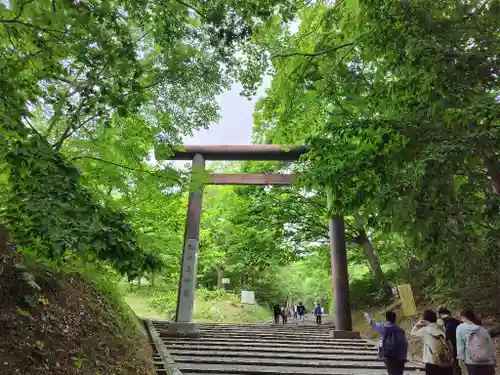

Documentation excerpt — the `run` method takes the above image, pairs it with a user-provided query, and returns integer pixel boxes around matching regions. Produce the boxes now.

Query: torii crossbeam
[156,145,353,336]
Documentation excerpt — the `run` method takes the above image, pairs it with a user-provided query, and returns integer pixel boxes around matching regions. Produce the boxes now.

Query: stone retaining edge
[144,319,184,375]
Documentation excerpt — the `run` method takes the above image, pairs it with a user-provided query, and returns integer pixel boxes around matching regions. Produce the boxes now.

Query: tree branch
[0,19,70,37]
[10,0,36,22]
[271,42,355,59]
[70,156,183,184]
[52,97,88,150]
[173,0,206,19]
[23,116,51,148]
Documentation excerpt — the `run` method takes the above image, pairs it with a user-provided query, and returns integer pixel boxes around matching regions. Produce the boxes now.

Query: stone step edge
[164,340,373,347]
[164,346,378,354]
[164,345,376,352]
[168,350,378,362]
[177,363,424,375]
[172,357,422,370]
[168,350,379,358]
[144,319,183,375]
[162,340,375,348]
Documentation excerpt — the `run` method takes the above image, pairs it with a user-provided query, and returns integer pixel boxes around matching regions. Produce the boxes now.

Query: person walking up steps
[364,310,408,375]
[314,303,323,325]
[438,307,463,375]
[273,304,281,325]
[411,310,454,375]
[297,302,306,326]
[456,309,496,375]
[281,305,290,325]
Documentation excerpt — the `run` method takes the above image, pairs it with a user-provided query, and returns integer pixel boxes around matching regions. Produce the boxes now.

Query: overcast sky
[184,82,268,145]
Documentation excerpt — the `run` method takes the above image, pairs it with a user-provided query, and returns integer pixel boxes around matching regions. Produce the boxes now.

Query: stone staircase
[152,322,424,375]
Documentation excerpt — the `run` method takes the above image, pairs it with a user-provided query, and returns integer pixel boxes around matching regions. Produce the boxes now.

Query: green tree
[251,0,500,311]
[0,0,306,279]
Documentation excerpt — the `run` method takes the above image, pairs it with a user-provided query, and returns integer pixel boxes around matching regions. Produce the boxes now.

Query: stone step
[195,333,359,341]
[154,322,334,329]
[167,349,383,360]
[197,324,334,329]
[198,323,334,327]
[200,331,336,341]
[178,363,424,374]
[164,344,378,355]
[191,334,365,341]
[155,326,335,335]
[163,337,374,348]
[200,321,334,331]
[172,356,423,370]
[174,357,385,368]
[198,329,336,336]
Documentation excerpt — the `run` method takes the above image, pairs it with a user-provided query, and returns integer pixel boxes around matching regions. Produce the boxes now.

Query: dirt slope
[0,239,156,375]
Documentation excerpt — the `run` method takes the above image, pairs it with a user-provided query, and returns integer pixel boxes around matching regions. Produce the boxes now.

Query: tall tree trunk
[353,216,393,298]
[481,148,500,195]
[215,265,225,289]
[0,225,7,254]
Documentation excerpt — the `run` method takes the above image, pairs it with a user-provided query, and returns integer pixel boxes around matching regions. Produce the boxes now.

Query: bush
[349,272,398,309]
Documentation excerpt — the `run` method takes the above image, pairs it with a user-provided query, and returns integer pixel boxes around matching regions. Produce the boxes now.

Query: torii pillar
[156,145,355,336]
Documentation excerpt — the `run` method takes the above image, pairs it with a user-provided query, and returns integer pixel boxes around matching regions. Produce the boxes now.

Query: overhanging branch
[271,42,355,59]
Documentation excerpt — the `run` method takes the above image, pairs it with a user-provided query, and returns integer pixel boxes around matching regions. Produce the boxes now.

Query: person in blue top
[313,303,322,325]
[296,302,306,326]
[456,309,496,375]
[365,310,408,375]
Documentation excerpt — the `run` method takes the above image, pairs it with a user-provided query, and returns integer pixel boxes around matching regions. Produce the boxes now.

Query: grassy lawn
[124,288,272,323]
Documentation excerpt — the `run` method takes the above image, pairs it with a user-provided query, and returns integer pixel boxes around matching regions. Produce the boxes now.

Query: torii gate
[156,145,355,336]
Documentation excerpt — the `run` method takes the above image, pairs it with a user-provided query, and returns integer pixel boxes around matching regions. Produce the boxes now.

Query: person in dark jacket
[313,303,322,325]
[273,304,281,324]
[297,302,306,326]
[438,307,462,375]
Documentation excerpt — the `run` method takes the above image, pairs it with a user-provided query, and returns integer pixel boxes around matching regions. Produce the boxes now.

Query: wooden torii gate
[156,145,353,335]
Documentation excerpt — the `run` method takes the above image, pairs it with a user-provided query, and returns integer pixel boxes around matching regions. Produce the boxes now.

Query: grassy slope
[0,246,156,375]
[125,289,272,323]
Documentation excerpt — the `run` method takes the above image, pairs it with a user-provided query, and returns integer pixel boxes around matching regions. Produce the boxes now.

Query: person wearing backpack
[438,307,463,375]
[411,310,454,375]
[281,305,291,325]
[313,303,323,325]
[456,309,496,375]
[296,302,306,326]
[364,310,408,375]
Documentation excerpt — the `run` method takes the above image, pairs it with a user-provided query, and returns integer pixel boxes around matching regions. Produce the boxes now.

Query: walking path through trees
[149,320,424,375]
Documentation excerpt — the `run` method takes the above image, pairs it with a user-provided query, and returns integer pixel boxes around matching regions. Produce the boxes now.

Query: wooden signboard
[397,284,417,317]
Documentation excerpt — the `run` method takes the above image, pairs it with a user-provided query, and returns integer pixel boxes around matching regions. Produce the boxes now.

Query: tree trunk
[0,225,7,254]
[481,147,500,194]
[215,265,225,289]
[353,215,393,298]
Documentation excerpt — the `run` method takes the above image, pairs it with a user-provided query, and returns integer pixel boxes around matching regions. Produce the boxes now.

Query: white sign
[241,290,255,304]
[221,278,230,284]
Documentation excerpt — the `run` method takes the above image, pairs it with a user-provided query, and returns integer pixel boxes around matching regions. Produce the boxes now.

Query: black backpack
[381,325,408,361]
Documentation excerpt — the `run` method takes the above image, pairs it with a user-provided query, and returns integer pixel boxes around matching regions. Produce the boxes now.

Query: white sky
[164,80,269,170]
[184,81,269,145]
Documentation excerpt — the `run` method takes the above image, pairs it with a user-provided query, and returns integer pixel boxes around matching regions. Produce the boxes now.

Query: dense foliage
[251,0,500,313]
[2,0,499,322]
[0,0,304,279]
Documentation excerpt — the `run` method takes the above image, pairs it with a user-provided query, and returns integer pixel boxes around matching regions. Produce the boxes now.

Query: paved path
[152,321,425,375]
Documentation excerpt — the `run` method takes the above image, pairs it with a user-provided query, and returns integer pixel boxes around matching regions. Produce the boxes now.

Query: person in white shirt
[410,310,454,375]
